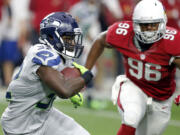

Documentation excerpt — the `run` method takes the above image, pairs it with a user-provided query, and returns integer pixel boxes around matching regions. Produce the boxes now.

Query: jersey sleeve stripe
[32,57,43,65]
[32,56,61,67]
[6,92,12,100]
[47,56,61,66]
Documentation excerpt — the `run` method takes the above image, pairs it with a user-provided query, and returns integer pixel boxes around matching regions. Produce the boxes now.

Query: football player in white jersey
[85,0,180,135]
[1,12,93,135]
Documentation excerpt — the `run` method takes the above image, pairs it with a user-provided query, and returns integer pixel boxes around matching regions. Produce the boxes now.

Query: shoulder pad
[31,44,61,67]
[106,21,133,47]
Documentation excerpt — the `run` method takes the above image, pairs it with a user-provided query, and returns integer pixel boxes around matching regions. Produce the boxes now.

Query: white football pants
[3,107,90,135]
[114,76,174,135]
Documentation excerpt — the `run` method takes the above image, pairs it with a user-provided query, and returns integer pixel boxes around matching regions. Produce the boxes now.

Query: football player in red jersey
[85,0,180,135]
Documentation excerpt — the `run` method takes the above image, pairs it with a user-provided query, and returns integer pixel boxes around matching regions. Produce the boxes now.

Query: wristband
[81,71,93,85]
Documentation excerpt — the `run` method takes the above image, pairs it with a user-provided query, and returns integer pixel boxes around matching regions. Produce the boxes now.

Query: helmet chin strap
[39,37,46,44]
[39,34,75,60]
[54,30,76,59]
[39,38,62,56]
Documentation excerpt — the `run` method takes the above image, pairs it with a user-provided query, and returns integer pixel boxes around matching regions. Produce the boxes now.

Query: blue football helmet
[39,12,83,58]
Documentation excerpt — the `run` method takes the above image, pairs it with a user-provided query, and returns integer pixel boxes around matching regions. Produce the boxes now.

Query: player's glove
[72,62,93,85]
[70,92,83,108]
[72,62,88,74]
[174,95,180,106]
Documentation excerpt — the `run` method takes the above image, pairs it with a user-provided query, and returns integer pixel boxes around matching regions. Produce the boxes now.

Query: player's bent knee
[123,106,145,128]
[123,113,139,128]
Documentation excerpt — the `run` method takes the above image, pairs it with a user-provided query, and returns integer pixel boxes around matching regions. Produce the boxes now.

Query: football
[61,67,81,79]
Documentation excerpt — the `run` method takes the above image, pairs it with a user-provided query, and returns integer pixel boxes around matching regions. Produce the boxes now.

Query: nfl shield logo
[140,54,146,60]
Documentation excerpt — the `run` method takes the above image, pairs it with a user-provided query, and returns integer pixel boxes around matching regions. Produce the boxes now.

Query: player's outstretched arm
[37,66,92,99]
[173,58,180,106]
[85,31,112,70]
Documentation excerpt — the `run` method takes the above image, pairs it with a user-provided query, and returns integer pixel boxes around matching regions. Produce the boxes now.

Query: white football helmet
[132,0,167,44]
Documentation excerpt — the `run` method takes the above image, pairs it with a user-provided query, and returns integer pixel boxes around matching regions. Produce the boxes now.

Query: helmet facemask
[132,0,167,44]
[133,19,166,44]
[56,28,84,59]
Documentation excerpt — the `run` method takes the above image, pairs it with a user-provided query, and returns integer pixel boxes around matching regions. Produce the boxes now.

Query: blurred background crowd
[1,0,180,109]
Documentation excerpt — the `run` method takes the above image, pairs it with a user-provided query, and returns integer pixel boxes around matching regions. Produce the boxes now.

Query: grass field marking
[54,100,180,128]
[1,95,180,128]
[169,120,180,127]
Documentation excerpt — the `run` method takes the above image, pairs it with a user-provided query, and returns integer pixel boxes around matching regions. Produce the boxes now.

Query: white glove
[111,75,129,105]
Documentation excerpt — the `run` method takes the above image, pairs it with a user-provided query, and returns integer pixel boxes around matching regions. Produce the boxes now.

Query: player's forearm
[37,66,85,99]
[61,77,85,98]
[43,76,85,99]
[85,38,105,70]
[44,75,85,99]
[61,70,93,98]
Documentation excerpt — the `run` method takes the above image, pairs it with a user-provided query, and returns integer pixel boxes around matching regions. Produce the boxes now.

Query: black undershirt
[133,37,153,52]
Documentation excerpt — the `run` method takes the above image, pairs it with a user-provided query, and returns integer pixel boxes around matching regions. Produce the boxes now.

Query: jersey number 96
[116,23,130,35]
[128,58,161,81]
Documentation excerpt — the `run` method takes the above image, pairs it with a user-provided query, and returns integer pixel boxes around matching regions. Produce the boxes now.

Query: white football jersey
[1,44,73,134]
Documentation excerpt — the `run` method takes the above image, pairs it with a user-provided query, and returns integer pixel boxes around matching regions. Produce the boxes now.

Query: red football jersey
[106,21,180,100]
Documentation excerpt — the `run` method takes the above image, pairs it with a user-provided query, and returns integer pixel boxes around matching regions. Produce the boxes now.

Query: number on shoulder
[163,29,177,40]
[116,23,130,36]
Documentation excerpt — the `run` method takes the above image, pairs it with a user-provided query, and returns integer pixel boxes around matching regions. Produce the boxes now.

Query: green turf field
[0,99,180,135]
